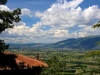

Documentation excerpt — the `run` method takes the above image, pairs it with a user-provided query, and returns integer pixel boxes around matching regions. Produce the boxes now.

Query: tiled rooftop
[4,52,48,69]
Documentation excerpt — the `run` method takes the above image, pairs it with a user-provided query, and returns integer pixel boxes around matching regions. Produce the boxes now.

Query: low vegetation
[8,49,100,75]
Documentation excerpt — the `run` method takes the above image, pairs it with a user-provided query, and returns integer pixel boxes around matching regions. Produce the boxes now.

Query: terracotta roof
[4,52,48,68]
[16,54,48,67]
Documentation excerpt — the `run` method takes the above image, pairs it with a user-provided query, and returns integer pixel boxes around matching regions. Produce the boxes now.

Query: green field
[7,49,100,75]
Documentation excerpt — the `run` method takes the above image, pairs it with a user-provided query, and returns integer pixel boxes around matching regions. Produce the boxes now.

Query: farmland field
[7,49,100,75]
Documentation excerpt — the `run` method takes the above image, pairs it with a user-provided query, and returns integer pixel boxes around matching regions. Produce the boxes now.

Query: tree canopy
[85,20,100,61]
[0,0,7,5]
[0,0,21,69]
[92,20,100,29]
[0,0,21,53]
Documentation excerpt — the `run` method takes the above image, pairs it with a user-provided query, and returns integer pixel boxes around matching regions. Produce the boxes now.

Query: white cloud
[0,5,34,18]
[82,5,100,25]
[8,24,29,36]
[34,0,100,43]
[35,0,85,29]
[0,5,10,11]
[78,25,86,28]
[21,8,33,17]
[1,0,100,43]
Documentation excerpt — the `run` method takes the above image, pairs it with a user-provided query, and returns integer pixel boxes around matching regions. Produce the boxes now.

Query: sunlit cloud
[1,0,100,43]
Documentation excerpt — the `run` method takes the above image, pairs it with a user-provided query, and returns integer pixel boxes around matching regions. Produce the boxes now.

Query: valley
[7,49,100,75]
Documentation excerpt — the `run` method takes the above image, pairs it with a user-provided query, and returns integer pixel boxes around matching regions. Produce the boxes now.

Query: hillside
[8,35,100,50]
[50,35,100,50]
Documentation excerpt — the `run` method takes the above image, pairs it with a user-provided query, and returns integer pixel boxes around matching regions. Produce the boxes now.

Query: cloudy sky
[0,0,100,44]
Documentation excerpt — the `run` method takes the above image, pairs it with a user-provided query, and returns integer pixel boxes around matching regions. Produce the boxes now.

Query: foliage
[0,53,18,69]
[85,50,100,57]
[84,19,100,74]
[0,0,21,53]
[92,20,100,29]
[0,0,7,5]
[92,20,100,45]
[41,55,66,75]
[10,49,100,75]
[0,0,21,70]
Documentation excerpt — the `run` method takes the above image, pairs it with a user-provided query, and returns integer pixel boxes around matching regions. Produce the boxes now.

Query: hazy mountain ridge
[8,43,46,49]
[50,35,100,50]
[8,35,100,50]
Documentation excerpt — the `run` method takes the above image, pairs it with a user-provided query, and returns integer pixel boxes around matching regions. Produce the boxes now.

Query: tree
[83,20,100,74]
[0,0,21,69]
[0,0,21,53]
[92,20,100,29]
[41,56,67,75]
[0,0,7,5]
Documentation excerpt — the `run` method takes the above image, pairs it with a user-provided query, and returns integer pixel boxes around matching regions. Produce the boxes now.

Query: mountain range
[8,35,100,50]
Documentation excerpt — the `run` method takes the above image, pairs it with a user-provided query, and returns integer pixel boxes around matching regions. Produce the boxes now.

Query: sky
[0,0,100,44]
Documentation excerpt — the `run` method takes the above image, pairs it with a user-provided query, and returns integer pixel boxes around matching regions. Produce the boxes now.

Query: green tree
[83,21,100,74]
[0,0,7,5]
[92,20,100,29]
[41,55,66,75]
[88,20,100,55]
[0,0,21,69]
[0,0,21,53]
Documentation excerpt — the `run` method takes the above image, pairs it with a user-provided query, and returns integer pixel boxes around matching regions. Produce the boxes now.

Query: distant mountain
[8,35,100,50]
[8,43,46,49]
[49,35,100,50]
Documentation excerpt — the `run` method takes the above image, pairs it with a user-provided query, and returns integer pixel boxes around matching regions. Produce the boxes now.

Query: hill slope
[8,35,100,50]
[50,35,100,50]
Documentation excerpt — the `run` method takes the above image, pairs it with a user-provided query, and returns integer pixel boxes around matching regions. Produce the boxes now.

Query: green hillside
[9,35,100,50]
[50,35,100,50]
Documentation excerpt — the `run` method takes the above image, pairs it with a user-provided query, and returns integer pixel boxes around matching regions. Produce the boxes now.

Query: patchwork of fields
[8,49,100,75]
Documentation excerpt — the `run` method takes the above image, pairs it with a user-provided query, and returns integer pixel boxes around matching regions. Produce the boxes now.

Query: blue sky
[1,0,100,43]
